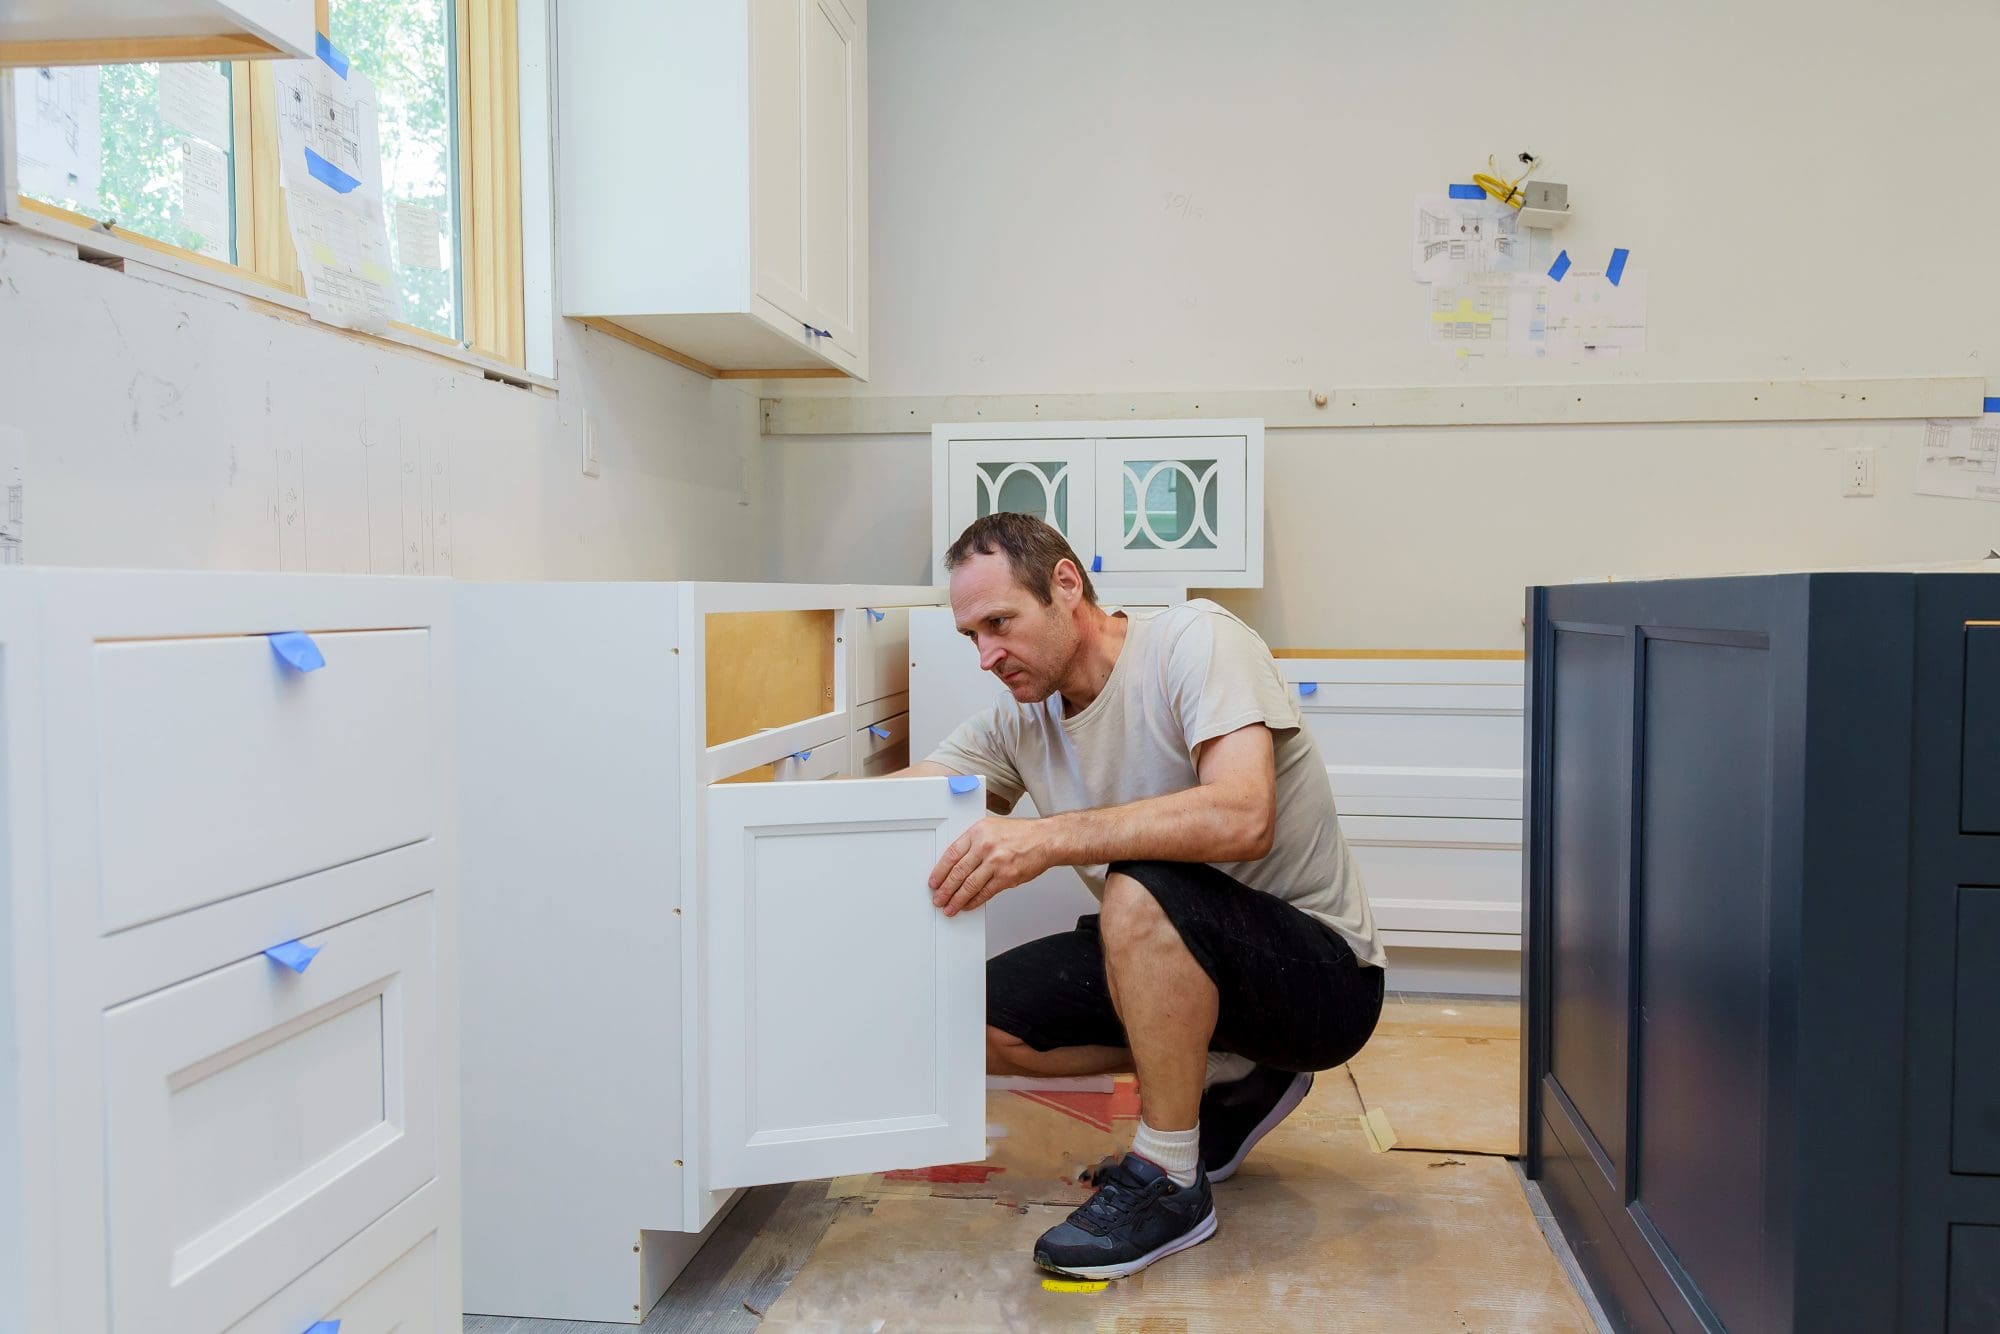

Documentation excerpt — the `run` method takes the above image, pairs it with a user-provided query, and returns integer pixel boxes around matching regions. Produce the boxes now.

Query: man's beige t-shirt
[926,600,1386,969]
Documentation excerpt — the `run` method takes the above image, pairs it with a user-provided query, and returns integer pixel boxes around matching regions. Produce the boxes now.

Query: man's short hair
[943,512,1098,606]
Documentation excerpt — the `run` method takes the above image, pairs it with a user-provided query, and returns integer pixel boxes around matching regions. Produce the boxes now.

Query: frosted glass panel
[976,461,1068,530]
[1120,459,1218,551]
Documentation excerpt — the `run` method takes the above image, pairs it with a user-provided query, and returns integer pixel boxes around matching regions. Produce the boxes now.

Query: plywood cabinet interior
[559,0,869,379]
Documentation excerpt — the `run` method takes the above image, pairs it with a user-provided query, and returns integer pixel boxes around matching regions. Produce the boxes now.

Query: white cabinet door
[1093,435,1248,575]
[751,0,809,327]
[753,0,862,353]
[703,776,986,1189]
[944,440,1096,573]
[801,0,861,351]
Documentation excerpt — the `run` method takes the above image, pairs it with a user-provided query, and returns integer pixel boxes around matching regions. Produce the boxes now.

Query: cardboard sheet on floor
[1347,1032,1521,1156]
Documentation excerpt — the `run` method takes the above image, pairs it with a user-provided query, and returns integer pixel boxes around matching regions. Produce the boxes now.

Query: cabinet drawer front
[772,737,850,782]
[226,1209,443,1334]
[1344,832,1523,935]
[95,629,435,932]
[854,606,910,705]
[1305,709,1524,770]
[854,710,909,775]
[104,896,438,1334]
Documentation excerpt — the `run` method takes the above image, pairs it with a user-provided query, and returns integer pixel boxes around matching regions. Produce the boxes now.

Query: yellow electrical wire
[1471,155,1541,210]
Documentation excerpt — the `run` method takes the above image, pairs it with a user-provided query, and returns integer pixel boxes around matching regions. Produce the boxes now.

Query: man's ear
[1050,558,1082,605]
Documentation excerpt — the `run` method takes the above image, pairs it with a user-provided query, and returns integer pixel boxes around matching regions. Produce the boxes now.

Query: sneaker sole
[1208,1071,1313,1184]
[1035,1206,1219,1281]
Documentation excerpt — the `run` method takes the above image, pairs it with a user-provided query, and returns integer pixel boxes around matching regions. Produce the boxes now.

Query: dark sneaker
[1033,1154,1217,1280]
[1199,1066,1314,1182]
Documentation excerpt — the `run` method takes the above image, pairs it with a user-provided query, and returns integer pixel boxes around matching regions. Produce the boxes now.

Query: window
[14,61,242,266]
[5,1,522,367]
[328,0,459,339]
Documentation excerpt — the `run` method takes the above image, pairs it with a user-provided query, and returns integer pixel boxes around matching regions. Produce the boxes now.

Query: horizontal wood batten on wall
[761,377,1985,435]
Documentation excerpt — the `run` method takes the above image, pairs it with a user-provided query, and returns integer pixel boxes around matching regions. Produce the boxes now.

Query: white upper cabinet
[560,0,870,380]
[932,420,1265,588]
[0,0,313,65]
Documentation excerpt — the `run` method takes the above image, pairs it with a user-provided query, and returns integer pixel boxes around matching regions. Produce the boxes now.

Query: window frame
[0,0,533,377]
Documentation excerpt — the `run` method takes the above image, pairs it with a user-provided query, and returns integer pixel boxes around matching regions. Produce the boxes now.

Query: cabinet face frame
[931,419,1265,589]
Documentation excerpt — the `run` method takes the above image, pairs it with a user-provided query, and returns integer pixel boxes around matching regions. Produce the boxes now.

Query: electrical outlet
[581,411,600,478]
[1843,447,1874,497]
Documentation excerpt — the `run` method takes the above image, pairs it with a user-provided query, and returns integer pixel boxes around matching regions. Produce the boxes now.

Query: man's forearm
[1038,781,1273,868]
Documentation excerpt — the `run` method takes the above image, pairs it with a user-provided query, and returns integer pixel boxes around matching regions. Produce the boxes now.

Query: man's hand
[929,816,1054,917]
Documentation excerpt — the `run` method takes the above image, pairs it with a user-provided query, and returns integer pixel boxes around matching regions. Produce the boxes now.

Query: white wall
[767,0,2000,647]
[0,227,768,582]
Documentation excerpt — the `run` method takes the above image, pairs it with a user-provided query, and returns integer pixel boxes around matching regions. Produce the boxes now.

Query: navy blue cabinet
[1522,573,2000,1333]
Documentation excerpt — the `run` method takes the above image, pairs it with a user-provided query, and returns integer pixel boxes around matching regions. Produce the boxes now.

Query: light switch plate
[581,410,600,478]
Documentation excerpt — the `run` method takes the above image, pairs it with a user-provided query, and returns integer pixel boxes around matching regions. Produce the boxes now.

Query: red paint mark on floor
[881,1163,1005,1184]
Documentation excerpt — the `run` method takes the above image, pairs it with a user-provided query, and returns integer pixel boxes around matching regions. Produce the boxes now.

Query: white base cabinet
[1281,656,1525,996]
[456,582,987,1325]
[0,569,460,1334]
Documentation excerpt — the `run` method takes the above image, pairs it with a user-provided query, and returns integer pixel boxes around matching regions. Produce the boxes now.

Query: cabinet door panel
[704,776,985,1188]
[802,0,858,345]
[945,441,1096,564]
[752,0,809,324]
[1093,436,1247,574]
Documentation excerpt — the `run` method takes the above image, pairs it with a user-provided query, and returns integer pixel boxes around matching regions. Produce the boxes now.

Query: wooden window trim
[6,0,528,370]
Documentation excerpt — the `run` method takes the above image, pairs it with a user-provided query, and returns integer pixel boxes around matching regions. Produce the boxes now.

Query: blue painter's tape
[268,631,325,672]
[314,32,350,79]
[866,608,886,622]
[1298,682,1319,696]
[948,775,980,795]
[1448,183,1484,200]
[264,939,321,973]
[793,750,811,762]
[1547,250,1571,282]
[1984,397,2000,415]
[870,725,891,739]
[1091,555,1103,572]
[305,148,361,194]
[1606,248,1630,286]
[307,1322,341,1334]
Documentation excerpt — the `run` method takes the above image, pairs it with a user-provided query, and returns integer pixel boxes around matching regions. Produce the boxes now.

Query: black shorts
[987,859,1385,1073]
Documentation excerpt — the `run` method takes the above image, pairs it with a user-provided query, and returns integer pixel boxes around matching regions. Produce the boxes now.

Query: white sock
[1204,1051,1256,1088]
[1130,1118,1201,1188]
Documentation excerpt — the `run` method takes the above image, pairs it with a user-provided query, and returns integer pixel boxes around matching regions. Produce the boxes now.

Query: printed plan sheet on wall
[12,66,102,212]
[1413,191,1647,363]
[0,426,23,566]
[1917,415,2000,503]
[271,38,401,331]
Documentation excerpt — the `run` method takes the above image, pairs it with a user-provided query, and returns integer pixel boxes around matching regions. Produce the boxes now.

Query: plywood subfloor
[763,1067,1591,1332]
[1348,994,1523,1156]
